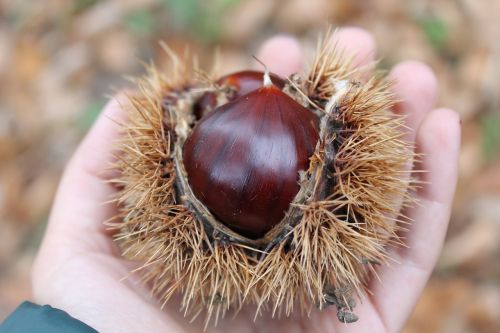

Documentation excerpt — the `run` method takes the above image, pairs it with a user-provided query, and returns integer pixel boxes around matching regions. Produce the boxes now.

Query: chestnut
[183,72,318,238]
[193,70,285,119]
[217,70,285,96]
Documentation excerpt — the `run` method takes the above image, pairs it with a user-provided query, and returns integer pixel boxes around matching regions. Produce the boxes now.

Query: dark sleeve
[0,301,98,333]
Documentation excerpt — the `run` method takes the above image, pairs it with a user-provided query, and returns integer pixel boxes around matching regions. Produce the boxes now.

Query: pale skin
[32,27,461,333]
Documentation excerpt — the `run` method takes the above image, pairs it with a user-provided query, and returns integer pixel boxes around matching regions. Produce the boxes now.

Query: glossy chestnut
[183,74,319,238]
[194,70,286,119]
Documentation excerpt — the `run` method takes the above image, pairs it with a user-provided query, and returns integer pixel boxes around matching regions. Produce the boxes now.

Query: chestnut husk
[111,32,414,326]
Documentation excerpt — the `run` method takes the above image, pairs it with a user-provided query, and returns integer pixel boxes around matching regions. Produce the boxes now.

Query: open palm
[32,27,460,333]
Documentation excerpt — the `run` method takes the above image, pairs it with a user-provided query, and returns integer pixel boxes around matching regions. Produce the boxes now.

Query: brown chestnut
[193,70,286,119]
[183,72,319,238]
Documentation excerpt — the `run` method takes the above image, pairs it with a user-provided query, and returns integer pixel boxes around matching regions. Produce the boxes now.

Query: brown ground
[0,1,499,332]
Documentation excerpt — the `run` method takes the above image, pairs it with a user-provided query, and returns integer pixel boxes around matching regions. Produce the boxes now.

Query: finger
[255,35,303,77]
[333,26,377,69]
[387,62,438,219]
[369,108,461,333]
[44,95,128,251]
[255,27,377,80]
[389,61,438,142]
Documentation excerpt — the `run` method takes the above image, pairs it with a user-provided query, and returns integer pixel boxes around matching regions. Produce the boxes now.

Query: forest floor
[1,1,499,332]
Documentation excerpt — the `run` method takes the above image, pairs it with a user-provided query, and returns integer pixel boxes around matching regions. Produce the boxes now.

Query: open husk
[110,30,415,326]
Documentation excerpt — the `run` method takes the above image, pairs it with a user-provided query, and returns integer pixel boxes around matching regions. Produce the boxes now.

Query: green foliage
[162,0,199,26]
[419,16,448,51]
[22,217,48,252]
[125,9,156,36]
[71,0,100,14]
[161,0,241,42]
[78,100,106,131]
[481,113,500,162]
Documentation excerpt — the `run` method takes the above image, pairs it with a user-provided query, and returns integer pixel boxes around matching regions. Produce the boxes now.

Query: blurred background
[0,0,499,332]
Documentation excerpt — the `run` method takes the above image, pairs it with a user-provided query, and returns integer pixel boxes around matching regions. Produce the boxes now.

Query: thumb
[41,94,129,256]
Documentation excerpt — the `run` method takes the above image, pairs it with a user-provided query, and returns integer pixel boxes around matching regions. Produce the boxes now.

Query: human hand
[32,27,460,333]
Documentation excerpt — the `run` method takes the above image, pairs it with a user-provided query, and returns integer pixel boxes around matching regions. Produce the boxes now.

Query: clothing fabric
[0,301,97,333]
